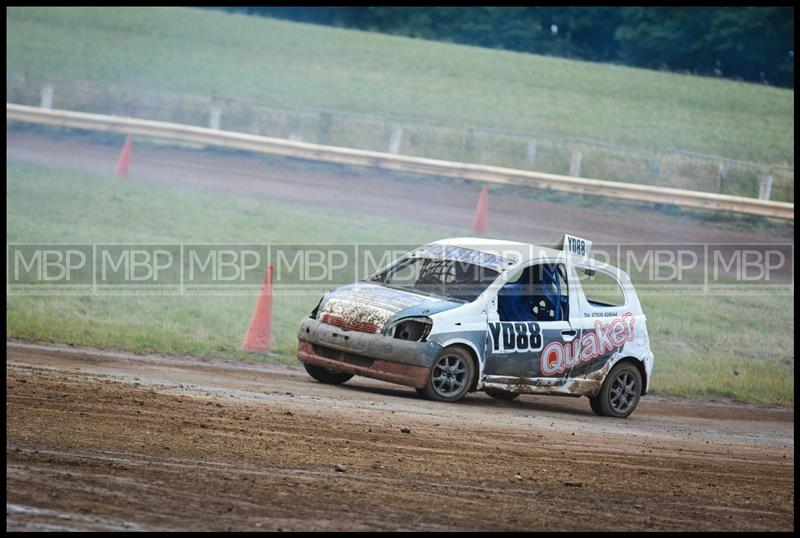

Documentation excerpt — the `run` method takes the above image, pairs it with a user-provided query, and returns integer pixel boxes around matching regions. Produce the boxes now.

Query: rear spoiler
[555,234,592,258]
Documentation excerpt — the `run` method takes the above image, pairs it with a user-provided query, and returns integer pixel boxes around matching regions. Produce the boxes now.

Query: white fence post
[462,127,476,157]
[388,126,403,154]
[650,157,662,177]
[209,106,222,130]
[716,161,726,193]
[569,150,582,177]
[758,175,774,200]
[288,115,302,141]
[40,84,54,109]
[526,139,538,167]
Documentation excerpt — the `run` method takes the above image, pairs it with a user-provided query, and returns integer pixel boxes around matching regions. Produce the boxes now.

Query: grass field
[6,7,794,167]
[6,160,794,404]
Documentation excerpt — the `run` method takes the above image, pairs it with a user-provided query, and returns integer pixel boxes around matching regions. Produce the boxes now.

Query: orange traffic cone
[472,185,489,235]
[115,135,132,178]
[241,264,274,353]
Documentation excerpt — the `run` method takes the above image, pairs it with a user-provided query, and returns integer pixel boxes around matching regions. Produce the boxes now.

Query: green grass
[640,293,793,404]
[5,160,794,404]
[5,160,460,360]
[6,6,794,168]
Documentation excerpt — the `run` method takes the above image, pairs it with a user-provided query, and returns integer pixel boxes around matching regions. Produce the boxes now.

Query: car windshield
[368,246,505,302]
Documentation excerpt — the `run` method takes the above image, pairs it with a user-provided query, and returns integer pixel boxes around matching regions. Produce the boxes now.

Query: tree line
[217,7,794,88]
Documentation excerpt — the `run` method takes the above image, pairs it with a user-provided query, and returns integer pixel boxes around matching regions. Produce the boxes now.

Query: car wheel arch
[434,341,482,392]
[607,356,648,396]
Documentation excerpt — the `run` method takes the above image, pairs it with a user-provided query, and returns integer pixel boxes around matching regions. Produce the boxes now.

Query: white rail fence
[6,103,794,221]
[6,73,794,203]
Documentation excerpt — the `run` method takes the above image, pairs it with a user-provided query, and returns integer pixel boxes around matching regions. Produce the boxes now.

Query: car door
[483,260,581,381]
[565,262,633,380]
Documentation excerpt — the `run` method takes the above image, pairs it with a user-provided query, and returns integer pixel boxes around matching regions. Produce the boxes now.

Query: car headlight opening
[386,317,432,342]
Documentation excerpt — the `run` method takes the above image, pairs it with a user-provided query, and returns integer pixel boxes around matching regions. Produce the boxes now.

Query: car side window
[578,267,625,307]
[497,263,569,322]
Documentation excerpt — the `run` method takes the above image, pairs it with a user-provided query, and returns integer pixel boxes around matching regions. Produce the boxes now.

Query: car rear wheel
[589,361,642,418]
[485,388,520,401]
[303,363,354,385]
[420,347,475,402]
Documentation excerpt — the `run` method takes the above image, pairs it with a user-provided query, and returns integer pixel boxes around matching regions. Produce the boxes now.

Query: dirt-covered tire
[421,346,475,403]
[589,393,603,415]
[485,388,520,401]
[589,361,642,418]
[303,363,354,385]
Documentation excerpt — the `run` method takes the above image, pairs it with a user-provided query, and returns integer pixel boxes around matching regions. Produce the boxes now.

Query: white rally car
[297,235,654,418]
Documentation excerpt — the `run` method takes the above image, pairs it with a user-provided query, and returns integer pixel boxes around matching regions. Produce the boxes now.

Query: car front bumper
[296,317,442,389]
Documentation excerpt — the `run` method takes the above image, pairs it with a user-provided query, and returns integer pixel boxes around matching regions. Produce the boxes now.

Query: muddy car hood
[317,283,462,331]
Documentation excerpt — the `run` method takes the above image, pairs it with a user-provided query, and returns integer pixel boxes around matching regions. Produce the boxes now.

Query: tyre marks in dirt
[6,342,794,531]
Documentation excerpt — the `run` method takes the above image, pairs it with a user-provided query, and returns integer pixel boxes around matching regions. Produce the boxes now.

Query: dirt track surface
[6,341,794,531]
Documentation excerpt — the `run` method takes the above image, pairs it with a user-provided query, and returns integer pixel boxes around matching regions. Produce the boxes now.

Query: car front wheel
[303,363,354,385]
[420,347,475,403]
[589,361,642,418]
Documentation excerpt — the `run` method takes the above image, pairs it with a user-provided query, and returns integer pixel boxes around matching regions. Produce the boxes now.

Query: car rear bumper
[296,317,441,389]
